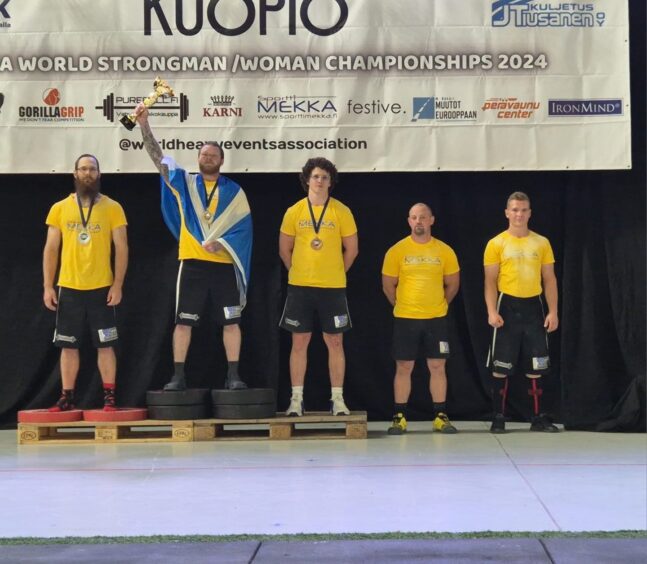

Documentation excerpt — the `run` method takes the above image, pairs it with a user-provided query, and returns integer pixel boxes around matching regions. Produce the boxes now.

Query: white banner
[0,0,631,173]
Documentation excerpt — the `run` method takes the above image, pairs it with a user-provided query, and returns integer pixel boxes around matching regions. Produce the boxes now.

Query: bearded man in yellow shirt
[484,191,559,434]
[382,203,460,434]
[43,154,128,411]
[279,157,359,416]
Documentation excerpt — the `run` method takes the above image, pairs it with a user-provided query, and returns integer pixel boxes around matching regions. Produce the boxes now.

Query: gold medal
[203,210,212,221]
[310,237,323,250]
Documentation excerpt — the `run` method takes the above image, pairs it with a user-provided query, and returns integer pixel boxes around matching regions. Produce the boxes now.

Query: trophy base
[119,115,137,131]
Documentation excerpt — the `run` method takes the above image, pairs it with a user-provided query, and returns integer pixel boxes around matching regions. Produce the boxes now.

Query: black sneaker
[490,413,506,434]
[163,374,187,391]
[225,374,248,390]
[530,414,559,433]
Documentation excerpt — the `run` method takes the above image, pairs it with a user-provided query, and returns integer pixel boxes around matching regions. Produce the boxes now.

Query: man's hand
[134,103,149,125]
[544,311,559,332]
[488,312,504,328]
[107,285,123,306]
[203,241,223,254]
[43,287,58,311]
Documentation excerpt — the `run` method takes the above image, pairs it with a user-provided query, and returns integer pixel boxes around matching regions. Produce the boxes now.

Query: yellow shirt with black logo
[382,236,460,319]
[483,230,554,298]
[280,197,357,288]
[46,194,127,290]
[177,180,232,264]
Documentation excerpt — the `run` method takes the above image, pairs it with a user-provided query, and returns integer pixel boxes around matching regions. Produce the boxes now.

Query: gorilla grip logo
[43,88,61,106]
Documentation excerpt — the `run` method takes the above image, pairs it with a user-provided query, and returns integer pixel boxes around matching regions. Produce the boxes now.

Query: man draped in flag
[134,104,252,391]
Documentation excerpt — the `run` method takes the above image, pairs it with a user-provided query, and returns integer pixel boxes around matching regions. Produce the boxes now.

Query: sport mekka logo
[203,95,242,118]
[492,0,606,28]
[411,97,478,122]
[257,95,337,120]
[548,99,623,116]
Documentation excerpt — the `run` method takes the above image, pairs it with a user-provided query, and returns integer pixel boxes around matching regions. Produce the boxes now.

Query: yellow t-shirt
[176,180,232,264]
[46,194,127,290]
[382,236,460,319]
[280,197,357,288]
[483,230,554,298]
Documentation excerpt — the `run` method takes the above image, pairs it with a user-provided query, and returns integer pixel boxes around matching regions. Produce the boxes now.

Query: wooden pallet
[18,412,368,444]
[18,419,194,444]
[193,411,368,441]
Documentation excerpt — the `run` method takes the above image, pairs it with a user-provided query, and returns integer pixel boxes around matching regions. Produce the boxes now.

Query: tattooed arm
[134,104,169,183]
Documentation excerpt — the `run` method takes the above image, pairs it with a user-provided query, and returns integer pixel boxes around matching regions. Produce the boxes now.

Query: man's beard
[74,177,101,198]
[199,162,221,176]
[414,225,428,236]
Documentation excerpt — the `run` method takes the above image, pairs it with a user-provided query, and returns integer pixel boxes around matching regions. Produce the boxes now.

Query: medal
[203,180,218,223]
[78,230,91,245]
[306,197,330,252]
[203,210,212,221]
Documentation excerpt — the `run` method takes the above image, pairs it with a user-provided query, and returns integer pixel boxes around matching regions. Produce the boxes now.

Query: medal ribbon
[307,197,330,237]
[77,194,96,232]
[205,180,218,211]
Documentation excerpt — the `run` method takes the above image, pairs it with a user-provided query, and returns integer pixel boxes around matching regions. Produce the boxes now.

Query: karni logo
[203,95,242,118]
[411,96,478,122]
[411,97,435,122]
[0,0,11,29]
[257,95,337,120]
[481,97,540,119]
[18,88,85,123]
[144,0,348,37]
[492,0,606,28]
[95,92,189,124]
[548,99,623,117]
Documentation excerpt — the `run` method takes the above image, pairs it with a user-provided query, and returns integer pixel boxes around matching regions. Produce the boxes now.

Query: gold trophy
[119,76,175,130]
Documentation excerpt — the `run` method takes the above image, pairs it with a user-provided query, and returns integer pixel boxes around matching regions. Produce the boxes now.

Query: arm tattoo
[141,121,169,182]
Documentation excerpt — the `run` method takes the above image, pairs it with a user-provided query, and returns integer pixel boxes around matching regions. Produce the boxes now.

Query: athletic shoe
[103,388,116,412]
[530,414,559,433]
[48,392,74,413]
[330,395,350,416]
[432,413,457,434]
[387,413,407,435]
[225,374,248,390]
[490,413,506,434]
[163,374,187,391]
[286,396,303,417]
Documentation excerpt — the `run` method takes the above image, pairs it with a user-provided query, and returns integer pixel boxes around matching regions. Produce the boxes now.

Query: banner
[0,0,631,173]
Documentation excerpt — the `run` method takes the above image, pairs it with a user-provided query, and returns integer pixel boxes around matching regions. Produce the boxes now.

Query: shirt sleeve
[381,246,399,277]
[338,204,358,237]
[483,238,500,266]
[280,204,297,236]
[541,238,555,265]
[45,203,61,228]
[443,246,460,275]
[110,201,128,230]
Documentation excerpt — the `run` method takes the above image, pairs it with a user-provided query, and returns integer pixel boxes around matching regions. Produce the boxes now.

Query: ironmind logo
[144,0,348,36]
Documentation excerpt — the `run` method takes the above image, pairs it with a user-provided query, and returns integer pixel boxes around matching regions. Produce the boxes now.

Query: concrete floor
[1,421,644,538]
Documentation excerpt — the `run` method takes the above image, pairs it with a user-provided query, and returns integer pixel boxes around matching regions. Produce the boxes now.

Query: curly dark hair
[299,157,338,193]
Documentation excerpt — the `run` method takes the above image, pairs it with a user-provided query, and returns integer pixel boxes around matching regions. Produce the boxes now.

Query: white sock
[291,386,304,399]
[331,386,344,399]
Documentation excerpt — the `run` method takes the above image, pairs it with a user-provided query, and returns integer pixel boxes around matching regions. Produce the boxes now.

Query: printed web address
[118,138,368,151]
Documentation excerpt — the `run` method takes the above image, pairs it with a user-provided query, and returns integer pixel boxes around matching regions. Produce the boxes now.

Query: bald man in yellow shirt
[382,203,460,435]
[484,191,559,434]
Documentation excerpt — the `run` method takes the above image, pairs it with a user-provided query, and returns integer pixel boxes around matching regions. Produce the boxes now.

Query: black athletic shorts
[279,285,351,334]
[392,317,450,361]
[53,287,118,349]
[176,260,241,327]
[487,293,550,376]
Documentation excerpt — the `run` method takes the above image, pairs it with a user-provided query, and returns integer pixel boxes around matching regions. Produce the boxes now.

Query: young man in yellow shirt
[43,154,128,411]
[382,203,460,434]
[279,157,358,416]
[484,191,559,433]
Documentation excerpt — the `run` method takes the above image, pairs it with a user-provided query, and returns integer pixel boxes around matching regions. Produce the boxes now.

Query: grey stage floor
[0,421,645,561]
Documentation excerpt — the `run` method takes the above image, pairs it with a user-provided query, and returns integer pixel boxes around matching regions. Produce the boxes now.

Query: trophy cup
[119,76,175,130]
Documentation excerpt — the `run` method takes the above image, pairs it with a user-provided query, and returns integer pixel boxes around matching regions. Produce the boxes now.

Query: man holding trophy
[132,83,252,392]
